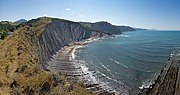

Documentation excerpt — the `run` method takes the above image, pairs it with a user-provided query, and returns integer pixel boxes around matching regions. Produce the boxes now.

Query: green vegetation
[0,21,17,31]
[0,21,18,39]
[0,30,7,39]
[0,17,93,95]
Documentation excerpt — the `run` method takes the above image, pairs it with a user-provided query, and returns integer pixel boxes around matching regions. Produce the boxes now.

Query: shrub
[0,30,7,39]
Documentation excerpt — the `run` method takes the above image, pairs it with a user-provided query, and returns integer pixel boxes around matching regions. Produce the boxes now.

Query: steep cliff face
[80,21,122,34]
[140,53,180,95]
[0,17,106,95]
[80,21,136,34]
[116,26,136,32]
[38,20,107,65]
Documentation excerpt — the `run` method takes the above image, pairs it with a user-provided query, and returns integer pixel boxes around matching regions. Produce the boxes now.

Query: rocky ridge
[80,21,135,34]
[0,17,117,95]
[140,50,180,95]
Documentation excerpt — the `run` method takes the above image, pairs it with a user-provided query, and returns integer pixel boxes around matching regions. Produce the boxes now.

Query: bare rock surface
[140,51,180,95]
[47,41,117,95]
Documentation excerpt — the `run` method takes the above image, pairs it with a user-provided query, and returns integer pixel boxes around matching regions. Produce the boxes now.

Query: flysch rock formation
[140,50,180,95]
[37,19,118,94]
[38,20,107,65]
[47,40,117,95]
[0,16,136,95]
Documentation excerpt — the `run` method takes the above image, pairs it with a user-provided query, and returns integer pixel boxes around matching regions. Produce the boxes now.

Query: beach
[47,37,118,94]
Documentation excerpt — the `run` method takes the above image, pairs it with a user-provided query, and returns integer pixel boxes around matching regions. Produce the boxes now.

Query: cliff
[116,26,136,32]
[39,19,107,65]
[0,17,108,95]
[140,52,180,95]
[80,21,122,34]
[80,21,136,34]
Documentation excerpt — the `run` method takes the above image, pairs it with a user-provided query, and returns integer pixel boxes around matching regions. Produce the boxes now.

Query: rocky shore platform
[139,50,180,95]
[47,38,118,95]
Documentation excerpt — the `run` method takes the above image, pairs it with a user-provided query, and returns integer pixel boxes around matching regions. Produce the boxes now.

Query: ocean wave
[139,78,155,90]
[109,58,129,69]
[138,69,152,73]
[71,45,85,60]
[80,64,98,83]
[95,70,130,94]
[125,54,164,64]
[125,43,168,55]
[99,62,111,72]
[139,72,159,90]
[96,70,122,84]
[120,34,130,38]
[97,60,116,78]
[77,60,126,94]
[139,83,151,89]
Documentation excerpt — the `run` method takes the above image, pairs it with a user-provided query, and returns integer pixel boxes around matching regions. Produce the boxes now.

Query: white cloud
[65,8,71,11]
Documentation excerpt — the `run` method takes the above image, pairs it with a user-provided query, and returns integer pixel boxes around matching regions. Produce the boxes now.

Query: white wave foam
[139,69,151,73]
[99,62,111,72]
[139,73,158,90]
[71,45,85,60]
[109,58,129,69]
[120,34,130,37]
[84,37,100,44]
[139,81,152,89]
[96,70,124,85]
[80,63,98,83]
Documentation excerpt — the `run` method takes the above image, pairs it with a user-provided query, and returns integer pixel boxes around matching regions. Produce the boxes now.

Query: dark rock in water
[140,54,180,95]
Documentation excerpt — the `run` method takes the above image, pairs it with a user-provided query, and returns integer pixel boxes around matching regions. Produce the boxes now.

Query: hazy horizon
[0,0,180,30]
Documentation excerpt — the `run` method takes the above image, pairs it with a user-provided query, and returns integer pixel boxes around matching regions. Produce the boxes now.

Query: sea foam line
[109,58,129,69]
[99,62,111,72]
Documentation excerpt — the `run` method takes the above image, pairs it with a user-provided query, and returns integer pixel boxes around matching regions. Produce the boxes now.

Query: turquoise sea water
[75,30,180,94]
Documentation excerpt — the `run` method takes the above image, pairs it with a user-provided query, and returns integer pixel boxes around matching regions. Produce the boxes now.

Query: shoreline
[47,36,118,94]
[139,50,180,94]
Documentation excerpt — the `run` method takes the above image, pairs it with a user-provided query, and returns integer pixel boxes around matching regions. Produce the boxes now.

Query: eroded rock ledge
[140,53,180,95]
[38,20,107,65]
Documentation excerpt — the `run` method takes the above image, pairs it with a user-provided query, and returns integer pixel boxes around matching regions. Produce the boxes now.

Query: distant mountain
[15,19,27,24]
[80,21,136,34]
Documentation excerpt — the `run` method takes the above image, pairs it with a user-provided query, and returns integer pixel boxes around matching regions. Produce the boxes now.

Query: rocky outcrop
[80,21,122,34]
[0,17,135,95]
[38,20,108,65]
[0,17,108,95]
[80,21,136,34]
[140,51,180,95]
[116,26,136,32]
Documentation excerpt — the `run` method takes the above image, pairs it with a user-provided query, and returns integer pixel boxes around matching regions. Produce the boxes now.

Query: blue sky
[0,0,180,30]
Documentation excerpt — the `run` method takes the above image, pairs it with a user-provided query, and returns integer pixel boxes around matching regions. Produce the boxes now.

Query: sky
[0,0,180,30]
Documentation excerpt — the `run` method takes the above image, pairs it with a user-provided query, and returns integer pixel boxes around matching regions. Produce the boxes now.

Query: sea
[75,30,180,94]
